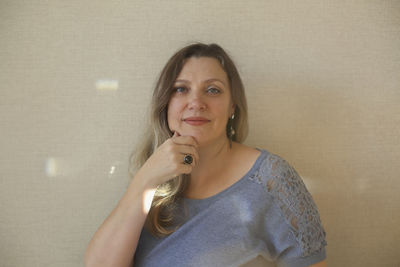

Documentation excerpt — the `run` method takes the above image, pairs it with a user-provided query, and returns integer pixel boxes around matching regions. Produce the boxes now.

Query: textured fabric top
[134,149,327,267]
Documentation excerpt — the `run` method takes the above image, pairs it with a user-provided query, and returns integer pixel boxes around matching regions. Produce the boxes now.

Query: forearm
[85,134,198,266]
[85,175,155,267]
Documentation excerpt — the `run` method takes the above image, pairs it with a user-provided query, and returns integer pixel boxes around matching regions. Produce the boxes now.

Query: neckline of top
[183,148,268,205]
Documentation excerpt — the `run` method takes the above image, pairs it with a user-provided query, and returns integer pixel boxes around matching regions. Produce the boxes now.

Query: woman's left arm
[262,153,328,267]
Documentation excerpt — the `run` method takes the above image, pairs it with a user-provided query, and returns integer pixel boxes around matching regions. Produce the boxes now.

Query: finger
[172,135,199,148]
[178,163,193,175]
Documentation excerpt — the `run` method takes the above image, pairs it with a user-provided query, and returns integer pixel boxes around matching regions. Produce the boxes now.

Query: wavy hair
[129,43,248,237]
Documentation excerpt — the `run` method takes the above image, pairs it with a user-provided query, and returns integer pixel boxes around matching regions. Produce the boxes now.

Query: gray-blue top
[134,149,327,267]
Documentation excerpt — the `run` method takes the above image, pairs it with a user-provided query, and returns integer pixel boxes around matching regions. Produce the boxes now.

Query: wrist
[132,168,158,192]
[117,176,156,217]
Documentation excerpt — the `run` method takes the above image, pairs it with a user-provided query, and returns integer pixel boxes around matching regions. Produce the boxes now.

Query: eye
[174,87,187,93]
[207,87,221,95]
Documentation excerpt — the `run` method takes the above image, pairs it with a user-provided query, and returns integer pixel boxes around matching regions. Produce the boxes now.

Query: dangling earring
[228,113,235,148]
[229,114,235,137]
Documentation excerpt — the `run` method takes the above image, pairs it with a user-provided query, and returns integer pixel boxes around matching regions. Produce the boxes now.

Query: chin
[178,130,206,143]
[185,131,203,141]
[175,128,225,147]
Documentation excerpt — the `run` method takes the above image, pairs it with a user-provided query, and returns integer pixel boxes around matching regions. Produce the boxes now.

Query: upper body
[134,148,327,267]
[85,43,327,267]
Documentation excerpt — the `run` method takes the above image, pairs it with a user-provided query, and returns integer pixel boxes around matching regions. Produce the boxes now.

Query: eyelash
[174,87,187,93]
[173,87,221,95]
[207,87,220,94]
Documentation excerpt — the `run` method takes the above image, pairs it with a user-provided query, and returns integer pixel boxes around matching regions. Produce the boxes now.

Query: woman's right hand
[135,131,199,190]
[85,132,197,267]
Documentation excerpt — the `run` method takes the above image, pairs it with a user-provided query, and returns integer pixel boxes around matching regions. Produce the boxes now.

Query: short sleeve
[253,153,327,267]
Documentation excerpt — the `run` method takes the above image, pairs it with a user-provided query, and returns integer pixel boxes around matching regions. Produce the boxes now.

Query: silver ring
[183,154,193,165]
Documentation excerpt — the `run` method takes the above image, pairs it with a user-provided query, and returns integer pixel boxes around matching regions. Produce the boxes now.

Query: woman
[85,43,327,267]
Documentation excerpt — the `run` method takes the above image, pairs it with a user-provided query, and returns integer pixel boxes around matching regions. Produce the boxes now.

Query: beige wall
[1,1,399,266]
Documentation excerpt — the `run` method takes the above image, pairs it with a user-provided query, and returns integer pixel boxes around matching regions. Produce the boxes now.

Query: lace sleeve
[250,153,327,258]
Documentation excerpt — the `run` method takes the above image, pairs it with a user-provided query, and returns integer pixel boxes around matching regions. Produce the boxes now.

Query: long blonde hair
[129,43,249,237]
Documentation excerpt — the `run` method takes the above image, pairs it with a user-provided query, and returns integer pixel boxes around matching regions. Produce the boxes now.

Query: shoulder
[247,149,296,190]
[249,150,307,198]
[249,149,327,258]
[232,142,261,161]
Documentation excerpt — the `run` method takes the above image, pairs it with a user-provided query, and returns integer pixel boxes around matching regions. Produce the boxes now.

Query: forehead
[177,57,228,82]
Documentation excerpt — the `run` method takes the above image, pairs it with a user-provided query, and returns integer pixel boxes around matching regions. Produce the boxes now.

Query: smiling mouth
[183,117,210,126]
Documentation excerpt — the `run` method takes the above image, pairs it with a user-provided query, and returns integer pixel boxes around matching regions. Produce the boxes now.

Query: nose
[187,91,206,111]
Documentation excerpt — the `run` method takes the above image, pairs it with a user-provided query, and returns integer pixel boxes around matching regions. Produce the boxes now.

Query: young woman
[85,43,327,267]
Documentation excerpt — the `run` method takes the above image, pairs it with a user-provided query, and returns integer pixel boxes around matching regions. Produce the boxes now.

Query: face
[167,57,235,147]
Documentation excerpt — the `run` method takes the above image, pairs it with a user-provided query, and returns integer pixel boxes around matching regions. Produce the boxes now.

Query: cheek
[214,101,231,118]
[167,99,180,125]
[213,106,230,129]
[167,106,173,126]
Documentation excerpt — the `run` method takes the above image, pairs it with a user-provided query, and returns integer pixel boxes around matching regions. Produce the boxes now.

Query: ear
[230,103,236,117]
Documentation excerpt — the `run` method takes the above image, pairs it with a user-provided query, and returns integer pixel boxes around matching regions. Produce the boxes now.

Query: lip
[183,117,210,126]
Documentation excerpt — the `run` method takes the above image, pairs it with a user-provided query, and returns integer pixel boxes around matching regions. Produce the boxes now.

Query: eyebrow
[175,78,227,87]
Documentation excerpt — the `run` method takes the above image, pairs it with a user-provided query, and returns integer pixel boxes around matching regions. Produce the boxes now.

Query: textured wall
[1,1,399,266]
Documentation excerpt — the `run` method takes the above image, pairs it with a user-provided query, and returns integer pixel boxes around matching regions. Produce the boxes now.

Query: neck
[188,137,233,190]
